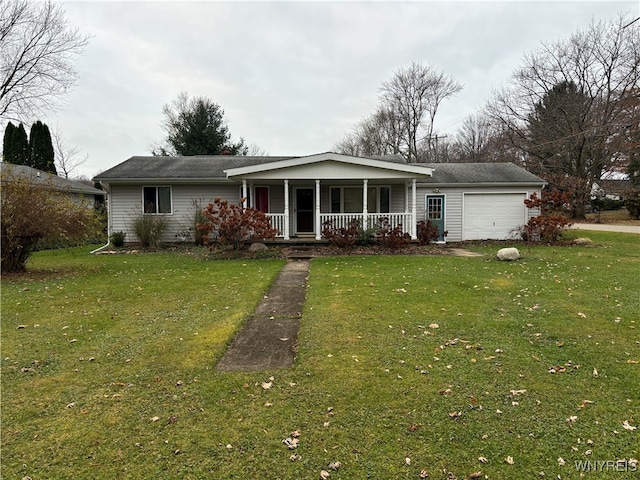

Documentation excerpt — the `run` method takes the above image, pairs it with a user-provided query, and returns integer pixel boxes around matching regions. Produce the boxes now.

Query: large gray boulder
[249,242,268,252]
[497,247,520,261]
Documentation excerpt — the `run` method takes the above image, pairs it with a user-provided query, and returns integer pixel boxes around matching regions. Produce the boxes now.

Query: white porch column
[411,178,417,240]
[362,179,368,230]
[283,180,290,240]
[315,179,321,240]
[248,182,254,208]
[241,179,248,209]
[405,181,410,212]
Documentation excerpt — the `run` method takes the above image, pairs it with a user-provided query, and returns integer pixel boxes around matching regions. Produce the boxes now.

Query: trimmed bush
[130,214,168,249]
[109,231,126,247]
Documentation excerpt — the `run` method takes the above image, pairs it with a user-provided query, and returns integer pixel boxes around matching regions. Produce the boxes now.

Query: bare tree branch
[380,62,462,162]
[485,14,640,218]
[51,125,87,178]
[0,0,89,121]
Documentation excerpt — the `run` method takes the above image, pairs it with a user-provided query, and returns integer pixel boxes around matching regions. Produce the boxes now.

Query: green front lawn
[2,232,638,479]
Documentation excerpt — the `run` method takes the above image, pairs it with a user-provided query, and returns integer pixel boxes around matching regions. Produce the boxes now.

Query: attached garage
[462,192,527,240]
[416,163,546,242]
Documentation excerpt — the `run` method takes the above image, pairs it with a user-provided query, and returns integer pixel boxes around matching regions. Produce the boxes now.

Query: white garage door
[463,193,527,240]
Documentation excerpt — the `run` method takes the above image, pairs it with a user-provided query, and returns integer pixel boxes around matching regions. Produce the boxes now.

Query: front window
[143,186,172,214]
[330,186,390,213]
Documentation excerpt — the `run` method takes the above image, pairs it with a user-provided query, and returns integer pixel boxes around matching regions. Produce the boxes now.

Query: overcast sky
[44,0,638,179]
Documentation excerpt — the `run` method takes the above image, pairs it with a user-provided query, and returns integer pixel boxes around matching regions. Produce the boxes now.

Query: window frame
[142,186,172,214]
[329,185,391,213]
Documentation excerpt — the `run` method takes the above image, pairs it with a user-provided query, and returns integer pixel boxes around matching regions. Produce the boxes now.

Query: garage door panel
[463,193,526,240]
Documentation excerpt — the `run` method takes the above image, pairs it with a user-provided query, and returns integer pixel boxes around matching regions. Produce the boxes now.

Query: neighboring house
[1,162,105,207]
[93,152,545,244]
[591,179,633,201]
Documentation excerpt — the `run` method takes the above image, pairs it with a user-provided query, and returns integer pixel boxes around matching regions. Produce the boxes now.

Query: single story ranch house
[93,152,546,244]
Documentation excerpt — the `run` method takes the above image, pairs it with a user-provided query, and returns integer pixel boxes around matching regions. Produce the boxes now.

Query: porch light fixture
[432,189,440,193]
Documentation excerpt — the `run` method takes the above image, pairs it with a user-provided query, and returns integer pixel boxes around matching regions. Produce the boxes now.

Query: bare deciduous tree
[336,62,462,162]
[485,15,640,218]
[334,106,404,158]
[51,126,87,178]
[453,113,494,161]
[0,0,89,121]
[379,62,462,162]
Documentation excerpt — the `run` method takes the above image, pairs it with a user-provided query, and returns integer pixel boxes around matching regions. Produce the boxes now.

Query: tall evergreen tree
[3,122,16,162]
[8,123,30,165]
[29,121,56,174]
[151,93,248,156]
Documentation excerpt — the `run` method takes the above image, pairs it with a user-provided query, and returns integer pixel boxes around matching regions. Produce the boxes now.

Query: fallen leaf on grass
[567,416,578,423]
[261,382,272,390]
[578,400,593,409]
[419,470,429,478]
[622,420,637,431]
[328,461,341,470]
[469,472,483,478]
[448,411,462,419]
[429,323,439,329]
[150,416,160,422]
[577,312,587,318]
[478,456,488,463]
[320,470,331,479]
[282,437,299,449]
[510,389,527,396]
[404,457,411,465]
[558,457,566,466]
[505,456,514,465]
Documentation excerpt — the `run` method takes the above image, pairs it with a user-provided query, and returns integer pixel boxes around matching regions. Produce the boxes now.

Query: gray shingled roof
[93,155,544,185]
[94,156,297,180]
[1,163,106,196]
[418,162,545,185]
[93,153,411,181]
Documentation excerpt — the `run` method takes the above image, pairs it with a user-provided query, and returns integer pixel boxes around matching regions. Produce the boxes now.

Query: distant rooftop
[1,163,105,196]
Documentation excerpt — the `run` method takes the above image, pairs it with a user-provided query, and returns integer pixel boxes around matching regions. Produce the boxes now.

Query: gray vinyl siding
[110,183,239,244]
[390,184,406,213]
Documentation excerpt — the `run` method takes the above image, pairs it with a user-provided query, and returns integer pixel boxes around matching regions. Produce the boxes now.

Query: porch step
[285,246,315,259]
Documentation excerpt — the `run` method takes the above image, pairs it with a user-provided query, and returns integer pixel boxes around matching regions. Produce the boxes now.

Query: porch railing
[266,213,285,237]
[321,213,413,232]
[266,212,414,239]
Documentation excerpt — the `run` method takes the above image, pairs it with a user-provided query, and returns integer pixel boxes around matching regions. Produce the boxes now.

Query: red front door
[255,187,269,213]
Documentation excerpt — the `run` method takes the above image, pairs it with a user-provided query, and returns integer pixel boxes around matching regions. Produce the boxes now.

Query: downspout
[90,182,111,254]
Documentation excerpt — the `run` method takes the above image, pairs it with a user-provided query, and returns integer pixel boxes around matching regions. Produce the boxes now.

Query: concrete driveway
[571,223,640,234]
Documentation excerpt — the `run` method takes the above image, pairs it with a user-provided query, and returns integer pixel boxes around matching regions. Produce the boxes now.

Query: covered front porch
[225,152,433,242]
[239,178,420,241]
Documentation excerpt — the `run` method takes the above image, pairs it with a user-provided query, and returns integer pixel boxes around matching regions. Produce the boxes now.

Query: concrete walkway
[571,223,640,234]
[216,259,310,371]
[215,248,488,372]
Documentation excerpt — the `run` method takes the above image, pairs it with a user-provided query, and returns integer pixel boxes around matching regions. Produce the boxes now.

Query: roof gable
[93,153,431,182]
[225,152,432,179]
